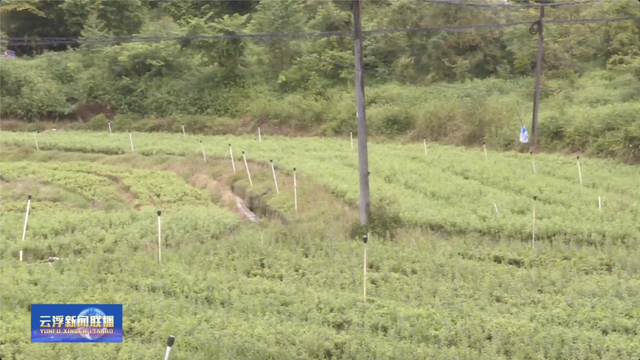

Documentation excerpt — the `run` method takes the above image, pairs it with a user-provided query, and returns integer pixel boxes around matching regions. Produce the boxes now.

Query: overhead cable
[423,0,609,8]
[4,16,638,46]
[216,23,639,93]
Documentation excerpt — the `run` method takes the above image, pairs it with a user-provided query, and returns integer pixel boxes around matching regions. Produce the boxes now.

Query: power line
[276,42,638,93]
[423,0,609,8]
[2,32,346,46]
[4,16,638,46]
[4,18,638,92]
[3,8,637,93]
[214,22,639,93]
[369,16,639,36]
[367,20,534,36]
[547,16,640,25]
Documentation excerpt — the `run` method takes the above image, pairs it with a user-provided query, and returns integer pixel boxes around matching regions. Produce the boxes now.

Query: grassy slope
[1,136,639,359]
[2,131,639,243]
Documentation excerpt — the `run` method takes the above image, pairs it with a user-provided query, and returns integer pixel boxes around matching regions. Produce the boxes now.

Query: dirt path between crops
[0,146,357,231]
[188,172,258,222]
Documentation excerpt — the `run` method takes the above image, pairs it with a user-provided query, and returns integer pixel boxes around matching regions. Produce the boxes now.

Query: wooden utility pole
[353,0,370,225]
[531,5,545,148]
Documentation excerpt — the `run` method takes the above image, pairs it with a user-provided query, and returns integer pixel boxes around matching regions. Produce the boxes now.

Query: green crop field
[1,130,639,359]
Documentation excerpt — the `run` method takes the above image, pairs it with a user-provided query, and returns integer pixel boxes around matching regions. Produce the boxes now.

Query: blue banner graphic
[31,304,123,343]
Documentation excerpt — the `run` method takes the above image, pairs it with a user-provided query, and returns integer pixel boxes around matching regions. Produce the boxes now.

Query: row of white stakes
[31,127,595,201]
[481,140,585,184]
[17,185,600,263]
[35,127,596,206]
[175,124,293,211]
[351,134,582,185]
[17,168,295,264]
[35,123,286,349]
[24,128,610,304]
[479,142,593,249]
[21,126,299,263]
[501,194,599,250]
[23,128,597,257]
[118,124,293,210]
[35,125,582,187]
[431,140,598,249]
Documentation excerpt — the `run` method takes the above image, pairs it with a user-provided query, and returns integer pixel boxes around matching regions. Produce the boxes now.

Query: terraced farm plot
[3,131,639,243]
[1,131,639,359]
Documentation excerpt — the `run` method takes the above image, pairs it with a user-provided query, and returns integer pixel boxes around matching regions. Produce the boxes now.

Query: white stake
[164,335,175,360]
[423,136,428,154]
[181,124,186,137]
[493,203,499,214]
[19,195,31,262]
[157,211,162,263]
[270,160,279,194]
[129,131,135,154]
[483,141,487,161]
[242,151,253,186]
[532,196,537,249]
[577,156,583,186]
[530,151,536,174]
[258,126,262,142]
[363,234,368,299]
[598,196,601,211]
[108,121,112,134]
[293,167,298,212]
[199,140,207,163]
[350,131,354,149]
[33,132,39,151]
[229,144,236,174]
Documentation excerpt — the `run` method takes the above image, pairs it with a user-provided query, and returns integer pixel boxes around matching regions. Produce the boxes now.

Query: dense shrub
[349,197,404,241]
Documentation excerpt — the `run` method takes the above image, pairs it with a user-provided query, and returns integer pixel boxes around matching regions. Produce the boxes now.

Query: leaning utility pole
[531,4,545,148]
[353,0,370,225]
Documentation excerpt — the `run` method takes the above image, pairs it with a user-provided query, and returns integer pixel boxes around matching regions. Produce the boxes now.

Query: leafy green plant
[349,197,404,241]
[1,137,639,359]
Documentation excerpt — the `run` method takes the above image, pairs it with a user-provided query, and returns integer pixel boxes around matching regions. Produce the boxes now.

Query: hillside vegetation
[1,133,639,359]
[1,0,640,162]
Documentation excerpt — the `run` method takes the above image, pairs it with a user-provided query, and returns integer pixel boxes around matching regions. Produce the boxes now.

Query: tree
[179,14,249,84]
[0,0,69,55]
[0,0,145,55]
[247,0,309,75]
